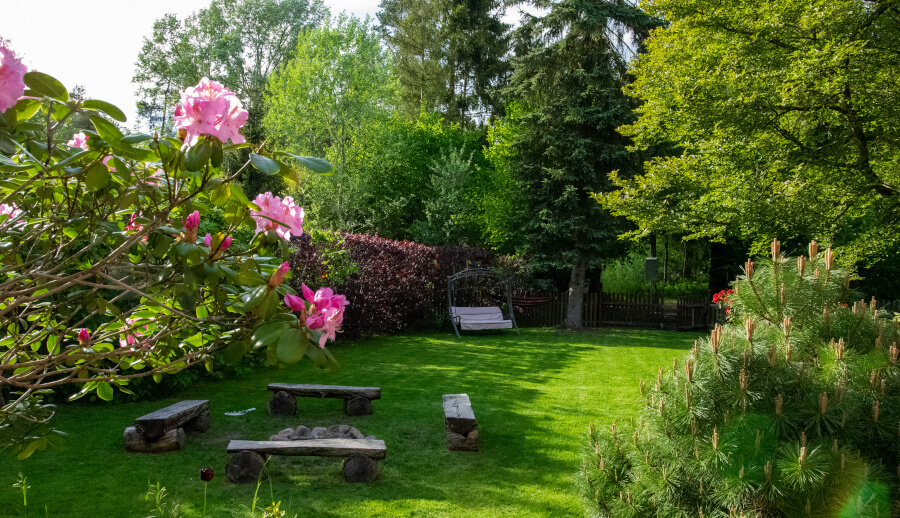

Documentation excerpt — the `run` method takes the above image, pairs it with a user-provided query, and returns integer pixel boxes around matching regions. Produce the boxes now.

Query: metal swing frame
[447,268,519,338]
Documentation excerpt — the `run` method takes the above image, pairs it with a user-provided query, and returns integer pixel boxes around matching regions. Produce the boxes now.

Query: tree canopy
[601,0,900,270]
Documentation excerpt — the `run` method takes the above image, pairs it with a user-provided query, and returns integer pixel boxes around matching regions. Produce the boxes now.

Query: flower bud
[200,467,214,482]
[221,236,232,252]
[78,328,90,345]
[269,262,290,288]
[204,233,212,248]
[183,211,200,243]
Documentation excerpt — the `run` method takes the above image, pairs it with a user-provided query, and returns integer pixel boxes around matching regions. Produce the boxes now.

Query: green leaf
[185,139,213,171]
[276,328,308,364]
[96,382,114,401]
[122,133,152,144]
[85,164,110,191]
[82,99,126,122]
[3,98,42,125]
[250,153,280,174]
[242,285,269,312]
[222,340,248,364]
[211,141,223,169]
[281,153,333,174]
[251,320,289,349]
[17,438,43,460]
[23,71,68,101]
[89,114,123,143]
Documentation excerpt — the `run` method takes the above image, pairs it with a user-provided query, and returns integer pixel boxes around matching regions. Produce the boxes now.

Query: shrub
[583,241,900,517]
[290,234,495,336]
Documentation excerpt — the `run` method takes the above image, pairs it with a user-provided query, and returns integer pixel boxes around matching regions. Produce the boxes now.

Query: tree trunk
[650,233,657,258]
[564,254,587,330]
[663,235,669,283]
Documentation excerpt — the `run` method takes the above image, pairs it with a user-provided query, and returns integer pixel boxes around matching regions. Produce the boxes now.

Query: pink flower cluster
[119,318,151,349]
[0,202,21,219]
[67,132,89,150]
[183,210,200,243]
[0,42,26,114]
[284,284,348,348]
[174,78,248,146]
[250,192,304,240]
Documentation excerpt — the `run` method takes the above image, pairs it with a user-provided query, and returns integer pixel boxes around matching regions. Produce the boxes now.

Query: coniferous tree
[585,241,900,517]
[504,0,659,329]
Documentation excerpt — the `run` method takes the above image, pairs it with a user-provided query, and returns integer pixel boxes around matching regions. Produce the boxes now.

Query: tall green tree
[504,0,660,329]
[264,15,397,229]
[600,0,900,278]
[377,0,510,124]
[132,0,327,195]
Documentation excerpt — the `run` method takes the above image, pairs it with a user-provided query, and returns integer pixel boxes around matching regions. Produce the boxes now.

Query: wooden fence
[516,292,666,329]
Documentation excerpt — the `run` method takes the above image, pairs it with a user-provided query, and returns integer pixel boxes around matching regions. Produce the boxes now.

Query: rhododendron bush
[0,43,338,458]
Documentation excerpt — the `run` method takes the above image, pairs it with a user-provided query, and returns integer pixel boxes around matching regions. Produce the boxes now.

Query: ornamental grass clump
[583,240,900,517]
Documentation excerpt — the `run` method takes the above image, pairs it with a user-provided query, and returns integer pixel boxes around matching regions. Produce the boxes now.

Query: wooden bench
[225,438,387,483]
[124,399,210,453]
[267,383,381,417]
[443,393,478,451]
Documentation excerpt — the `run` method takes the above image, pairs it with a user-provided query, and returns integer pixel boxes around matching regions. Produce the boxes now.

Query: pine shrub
[583,241,900,517]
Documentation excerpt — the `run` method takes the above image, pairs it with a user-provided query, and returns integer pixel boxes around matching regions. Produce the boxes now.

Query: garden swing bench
[447,268,519,338]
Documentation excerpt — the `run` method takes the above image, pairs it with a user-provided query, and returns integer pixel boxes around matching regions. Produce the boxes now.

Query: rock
[328,424,351,436]
[294,426,311,438]
[365,435,376,440]
[348,428,364,439]
[311,427,329,439]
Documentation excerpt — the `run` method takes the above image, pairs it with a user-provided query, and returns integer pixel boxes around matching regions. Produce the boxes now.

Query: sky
[0,0,382,131]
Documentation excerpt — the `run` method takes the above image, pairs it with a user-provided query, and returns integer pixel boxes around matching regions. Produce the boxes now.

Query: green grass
[0,328,701,517]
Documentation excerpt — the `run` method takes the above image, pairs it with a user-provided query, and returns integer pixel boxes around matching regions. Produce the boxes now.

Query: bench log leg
[344,396,373,416]
[342,454,378,483]
[446,423,479,452]
[183,410,211,434]
[226,451,268,484]
[124,426,185,453]
[268,391,297,416]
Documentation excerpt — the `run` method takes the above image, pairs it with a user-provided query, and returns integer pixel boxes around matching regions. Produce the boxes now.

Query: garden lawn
[0,327,699,518]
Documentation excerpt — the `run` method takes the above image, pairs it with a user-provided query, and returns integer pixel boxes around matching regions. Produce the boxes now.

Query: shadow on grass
[0,327,700,518]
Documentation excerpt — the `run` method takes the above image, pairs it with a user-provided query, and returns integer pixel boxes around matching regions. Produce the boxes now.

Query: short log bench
[443,393,478,452]
[124,400,210,453]
[267,383,381,416]
[226,438,387,483]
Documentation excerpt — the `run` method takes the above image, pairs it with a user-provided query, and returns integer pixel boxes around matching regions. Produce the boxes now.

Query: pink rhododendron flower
[67,132,89,150]
[0,202,21,219]
[119,318,151,349]
[77,328,90,344]
[317,306,344,348]
[268,262,290,287]
[102,156,116,172]
[249,192,304,240]
[284,293,306,312]
[173,77,248,146]
[0,43,26,114]
[204,233,213,248]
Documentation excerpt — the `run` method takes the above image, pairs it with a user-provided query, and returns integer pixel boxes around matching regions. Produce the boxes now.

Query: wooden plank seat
[226,438,387,483]
[451,307,513,331]
[124,399,210,453]
[266,383,381,417]
[443,394,478,452]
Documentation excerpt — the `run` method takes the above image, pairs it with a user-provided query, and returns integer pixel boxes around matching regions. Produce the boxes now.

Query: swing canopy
[447,268,519,337]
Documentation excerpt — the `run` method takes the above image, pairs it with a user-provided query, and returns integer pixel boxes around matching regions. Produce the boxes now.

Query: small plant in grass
[583,240,900,517]
[12,472,29,510]
[145,481,181,518]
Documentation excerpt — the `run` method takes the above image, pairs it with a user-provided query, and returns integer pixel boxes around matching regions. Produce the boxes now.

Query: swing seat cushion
[451,307,513,331]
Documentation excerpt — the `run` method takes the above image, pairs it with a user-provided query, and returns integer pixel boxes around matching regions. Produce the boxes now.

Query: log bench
[443,394,478,452]
[124,400,210,453]
[225,438,387,483]
[267,383,381,417]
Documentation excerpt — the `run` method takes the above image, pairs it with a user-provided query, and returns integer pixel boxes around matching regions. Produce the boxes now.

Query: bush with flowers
[0,42,342,458]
